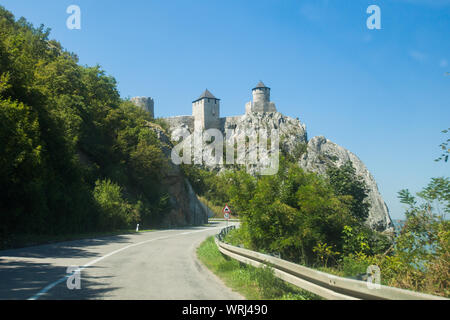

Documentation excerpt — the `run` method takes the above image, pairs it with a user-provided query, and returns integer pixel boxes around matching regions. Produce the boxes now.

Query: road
[0,221,244,300]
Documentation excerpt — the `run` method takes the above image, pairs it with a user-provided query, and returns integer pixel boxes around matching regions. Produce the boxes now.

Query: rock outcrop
[165,111,393,232]
[139,82,392,231]
[219,113,392,231]
[298,136,393,231]
[147,123,208,227]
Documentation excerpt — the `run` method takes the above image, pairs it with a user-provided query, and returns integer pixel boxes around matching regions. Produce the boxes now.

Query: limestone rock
[157,82,393,231]
[146,122,208,227]
[220,112,307,174]
[298,136,393,231]
[221,114,392,232]
[164,110,393,231]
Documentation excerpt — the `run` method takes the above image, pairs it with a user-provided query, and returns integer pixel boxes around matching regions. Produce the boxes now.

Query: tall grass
[196,236,319,300]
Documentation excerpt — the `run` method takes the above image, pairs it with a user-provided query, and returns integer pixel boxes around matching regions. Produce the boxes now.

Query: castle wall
[160,83,279,134]
[247,100,277,113]
[266,102,277,112]
[165,115,194,132]
[131,97,154,117]
[245,102,252,114]
[221,116,244,130]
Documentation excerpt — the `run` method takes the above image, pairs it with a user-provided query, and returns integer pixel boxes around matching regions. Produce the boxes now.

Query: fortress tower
[131,96,154,118]
[246,81,277,114]
[192,89,220,130]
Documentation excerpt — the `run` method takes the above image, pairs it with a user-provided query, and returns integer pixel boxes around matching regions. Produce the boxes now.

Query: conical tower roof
[252,81,270,90]
[193,89,220,103]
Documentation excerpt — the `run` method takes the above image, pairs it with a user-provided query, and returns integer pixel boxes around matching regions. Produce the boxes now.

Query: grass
[196,236,319,300]
[0,228,155,251]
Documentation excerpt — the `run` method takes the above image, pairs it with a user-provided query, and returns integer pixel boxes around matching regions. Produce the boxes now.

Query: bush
[93,179,139,231]
[0,6,173,243]
[249,266,285,299]
[339,254,371,277]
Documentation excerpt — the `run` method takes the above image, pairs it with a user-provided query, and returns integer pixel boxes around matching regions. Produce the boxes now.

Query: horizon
[1,0,449,220]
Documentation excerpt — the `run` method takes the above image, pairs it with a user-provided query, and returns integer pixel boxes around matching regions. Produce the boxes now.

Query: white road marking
[28,226,225,300]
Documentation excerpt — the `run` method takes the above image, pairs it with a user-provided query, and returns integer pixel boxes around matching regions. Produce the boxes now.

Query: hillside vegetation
[0,7,170,248]
[188,153,449,297]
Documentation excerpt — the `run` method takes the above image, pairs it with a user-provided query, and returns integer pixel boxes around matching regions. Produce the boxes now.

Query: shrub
[93,179,138,230]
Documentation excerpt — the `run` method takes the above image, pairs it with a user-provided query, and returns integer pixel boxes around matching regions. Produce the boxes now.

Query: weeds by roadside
[196,236,319,300]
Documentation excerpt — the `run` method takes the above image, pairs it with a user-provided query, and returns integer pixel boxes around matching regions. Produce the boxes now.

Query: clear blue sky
[2,0,449,220]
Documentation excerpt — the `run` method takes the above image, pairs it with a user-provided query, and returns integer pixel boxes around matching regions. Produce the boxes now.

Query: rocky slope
[147,123,208,227]
[166,111,393,232]
[230,113,392,231]
[298,136,393,231]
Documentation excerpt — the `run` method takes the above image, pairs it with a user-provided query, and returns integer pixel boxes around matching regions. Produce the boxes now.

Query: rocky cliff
[147,122,208,227]
[298,136,393,231]
[166,111,393,232]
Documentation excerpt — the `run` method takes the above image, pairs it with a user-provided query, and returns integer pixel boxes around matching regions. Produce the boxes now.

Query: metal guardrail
[216,225,236,242]
[215,226,447,300]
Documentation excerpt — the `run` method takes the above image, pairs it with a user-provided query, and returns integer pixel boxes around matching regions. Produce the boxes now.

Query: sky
[1,0,449,220]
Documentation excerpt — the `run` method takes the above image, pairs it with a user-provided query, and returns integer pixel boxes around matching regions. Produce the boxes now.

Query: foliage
[340,180,449,297]
[197,236,318,300]
[313,241,339,267]
[198,158,358,265]
[0,6,170,245]
[153,117,170,133]
[187,155,387,267]
[341,225,371,256]
[326,161,371,222]
[93,179,138,231]
[281,138,307,163]
[435,128,449,163]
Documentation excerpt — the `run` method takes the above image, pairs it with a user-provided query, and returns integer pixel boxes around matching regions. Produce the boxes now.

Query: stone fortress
[162,81,278,132]
[131,81,393,232]
[131,96,155,118]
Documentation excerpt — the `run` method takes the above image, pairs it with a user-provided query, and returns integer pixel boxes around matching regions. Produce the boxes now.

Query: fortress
[131,96,155,118]
[130,82,393,232]
[132,81,278,132]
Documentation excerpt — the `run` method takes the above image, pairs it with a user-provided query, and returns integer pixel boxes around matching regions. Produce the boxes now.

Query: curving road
[0,221,244,300]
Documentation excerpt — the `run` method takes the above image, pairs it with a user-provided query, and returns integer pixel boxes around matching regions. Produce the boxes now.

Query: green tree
[220,159,355,265]
[93,179,138,231]
[435,128,449,163]
[0,6,175,246]
[327,161,371,222]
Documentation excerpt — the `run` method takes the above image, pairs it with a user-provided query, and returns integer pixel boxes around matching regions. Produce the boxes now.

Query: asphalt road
[0,221,244,300]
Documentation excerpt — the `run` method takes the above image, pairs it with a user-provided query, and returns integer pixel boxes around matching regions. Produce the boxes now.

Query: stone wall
[192,98,220,130]
[131,96,154,117]
[165,115,194,132]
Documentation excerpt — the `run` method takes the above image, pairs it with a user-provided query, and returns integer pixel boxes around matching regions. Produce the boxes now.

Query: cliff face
[222,112,308,155]
[219,112,392,231]
[148,123,208,227]
[298,136,393,231]
[165,111,393,232]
